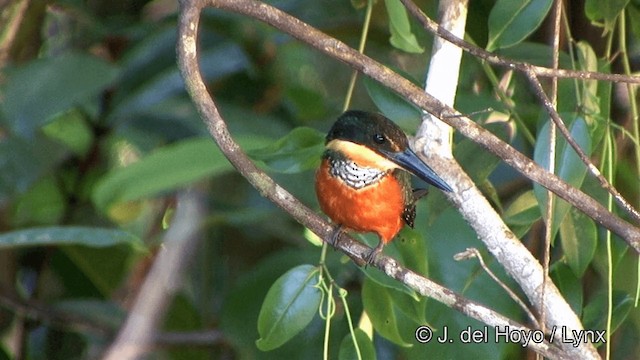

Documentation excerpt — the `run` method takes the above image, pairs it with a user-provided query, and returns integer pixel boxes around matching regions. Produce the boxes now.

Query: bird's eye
[373,133,385,144]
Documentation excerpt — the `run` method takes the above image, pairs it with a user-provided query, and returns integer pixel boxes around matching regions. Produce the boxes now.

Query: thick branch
[203,0,639,254]
[176,1,570,357]
[417,1,595,358]
[402,0,640,225]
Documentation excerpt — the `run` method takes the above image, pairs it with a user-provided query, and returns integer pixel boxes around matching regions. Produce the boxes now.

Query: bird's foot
[329,224,343,247]
[364,242,384,266]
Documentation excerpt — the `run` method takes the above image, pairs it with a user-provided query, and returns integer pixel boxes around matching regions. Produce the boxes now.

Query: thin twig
[525,68,640,224]
[399,0,640,84]
[541,0,564,342]
[454,248,539,329]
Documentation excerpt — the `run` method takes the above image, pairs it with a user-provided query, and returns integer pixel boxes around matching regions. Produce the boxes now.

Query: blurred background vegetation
[1,0,639,358]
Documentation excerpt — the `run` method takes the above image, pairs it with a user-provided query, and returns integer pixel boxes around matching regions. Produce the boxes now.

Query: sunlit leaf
[503,190,541,226]
[576,42,599,116]
[93,135,271,211]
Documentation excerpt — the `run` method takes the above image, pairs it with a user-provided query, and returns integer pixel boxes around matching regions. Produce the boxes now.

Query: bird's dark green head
[325,110,453,192]
[326,110,409,153]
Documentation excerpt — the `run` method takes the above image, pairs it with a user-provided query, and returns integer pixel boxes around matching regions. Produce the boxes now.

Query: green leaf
[248,127,325,174]
[582,290,633,341]
[41,110,94,157]
[363,76,421,131]
[60,243,137,297]
[454,123,507,185]
[384,0,424,53]
[533,116,591,241]
[256,264,322,351]
[0,226,143,250]
[503,190,541,226]
[339,328,376,360]
[576,42,599,116]
[550,263,583,316]
[11,176,66,226]
[359,231,422,300]
[0,52,119,137]
[585,0,630,33]
[395,227,429,277]
[0,136,68,197]
[93,135,271,211]
[628,4,640,40]
[362,277,413,347]
[487,0,553,51]
[112,42,249,121]
[559,208,597,277]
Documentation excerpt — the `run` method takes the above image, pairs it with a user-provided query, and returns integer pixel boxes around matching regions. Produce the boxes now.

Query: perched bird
[315,110,453,263]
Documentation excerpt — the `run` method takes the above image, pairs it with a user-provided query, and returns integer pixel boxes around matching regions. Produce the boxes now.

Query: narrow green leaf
[582,291,633,340]
[0,52,119,137]
[384,0,424,53]
[559,208,597,277]
[550,263,583,316]
[248,127,325,174]
[256,264,322,351]
[0,226,143,250]
[362,277,413,347]
[93,135,271,211]
[487,0,553,51]
[533,116,591,241]
[339,328,376,360]
[503,190,541,226]
[576,42,600,116]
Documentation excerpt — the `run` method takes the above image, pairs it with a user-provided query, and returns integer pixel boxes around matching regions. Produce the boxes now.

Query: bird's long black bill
[382,148,453,192]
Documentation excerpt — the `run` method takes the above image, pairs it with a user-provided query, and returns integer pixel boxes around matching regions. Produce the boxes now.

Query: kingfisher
[315,110,453,264]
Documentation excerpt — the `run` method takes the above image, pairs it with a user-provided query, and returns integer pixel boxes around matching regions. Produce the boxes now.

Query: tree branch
[200,0,639,256]
[176,1,572,357]
[401,0,640,224]
[399,0,640,84]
